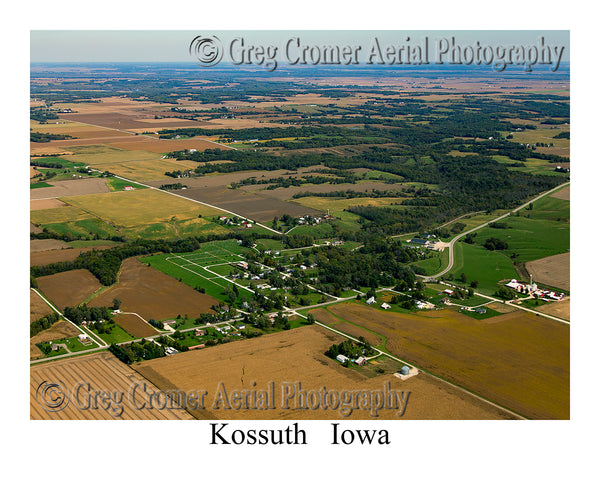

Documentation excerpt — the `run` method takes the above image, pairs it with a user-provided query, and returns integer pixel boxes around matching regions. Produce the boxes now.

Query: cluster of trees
[63,304,112,325]
[109,340,166,364]
[30,312,60,337]
[158,182,185,190]
[483,237,509,251]
[30,131,73,142]
[325,338,375,363]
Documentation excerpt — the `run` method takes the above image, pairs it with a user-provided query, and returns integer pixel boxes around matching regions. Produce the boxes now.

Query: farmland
[37,269,103,310]
[316,302,569,419]
[88,257,219,321]
[30,352,194,419]
[132,326,516,420]
[28,62,570,422]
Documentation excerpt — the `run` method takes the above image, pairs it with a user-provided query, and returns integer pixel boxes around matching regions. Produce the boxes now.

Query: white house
[381,303,391,310]
[366,297,377,305]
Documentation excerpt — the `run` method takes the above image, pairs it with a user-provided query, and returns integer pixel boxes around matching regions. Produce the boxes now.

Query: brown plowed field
[30,352,194,419]
[30,239,70,252]
[30,178,109,200]
[525,252,570,291]
[114,313,159,338]
[322,302,569,419]
[30,223,43,233]
[88,257,217,321]
[30,246,112,267]
[58,112,203,130]
[536,297,570,321]
[132,326,516,420]
[37,269,103,310]
[30,290,53,323]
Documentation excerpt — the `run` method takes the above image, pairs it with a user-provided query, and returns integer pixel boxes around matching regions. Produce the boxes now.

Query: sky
[30,30,569,63]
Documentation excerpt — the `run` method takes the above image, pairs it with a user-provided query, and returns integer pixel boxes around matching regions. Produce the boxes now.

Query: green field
[106,177,147,191]
[449,242,518,295]
[30,182,52,189]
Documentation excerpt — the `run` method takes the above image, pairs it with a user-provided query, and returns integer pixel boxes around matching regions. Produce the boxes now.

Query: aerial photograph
[28,30,570,423]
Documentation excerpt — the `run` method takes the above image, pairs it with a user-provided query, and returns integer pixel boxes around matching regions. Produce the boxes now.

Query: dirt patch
[88,257,218,321]
[30,223,43,234]
[550,185,570,201]
[37,269,103,310]
[132,326,515,420]
[31,198,67,211]
[114,313,159,338]
[485,302,518,313]
[30,290,53,323]
[525,252,570,291]
[30,239,70,252]
[30,352,194,419]
[30,178,109,200]
[30,246,112,267]
[324,302,569,419]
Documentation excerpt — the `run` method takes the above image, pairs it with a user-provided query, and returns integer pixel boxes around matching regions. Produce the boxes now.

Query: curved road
[422,181,570,281]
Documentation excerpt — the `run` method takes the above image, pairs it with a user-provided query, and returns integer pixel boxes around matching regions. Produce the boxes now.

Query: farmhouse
[355,356,367,366]
[381,302,391,310]
[123,186,134,191]
[366,297,377,305]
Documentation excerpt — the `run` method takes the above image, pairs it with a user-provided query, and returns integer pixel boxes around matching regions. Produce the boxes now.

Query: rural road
[422,181,570,281]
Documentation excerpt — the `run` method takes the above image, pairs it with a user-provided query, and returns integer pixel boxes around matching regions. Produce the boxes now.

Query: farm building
[123,186,134,191]
[355,356,367,366]
[443,289,454,295]
[381,303,391,310]
[336,354,349,364]
[366,297,377,305]
[475,308,487,314]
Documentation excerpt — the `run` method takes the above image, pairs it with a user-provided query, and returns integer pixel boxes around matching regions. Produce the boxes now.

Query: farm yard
[132,326,516,420]
[314,302,569,419]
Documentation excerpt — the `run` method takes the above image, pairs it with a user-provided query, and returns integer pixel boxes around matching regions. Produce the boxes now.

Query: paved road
[422,181,570,281]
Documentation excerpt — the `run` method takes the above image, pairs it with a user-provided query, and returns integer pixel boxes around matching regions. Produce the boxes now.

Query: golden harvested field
[292,195,405,213]
[30,352,194,419]
[29,178,110,200]
[61,145,162,166]
[535,298,570,321]
[133,326,516,420]
[245,181,404,201]
[91,158,202,181]
[114,313,159,338]
[321,302,569,419]
[30,239,69,252]
[30,205,92,225]
[30,198,67,211]
[108,137,226,153]
[30,119,132,139]
[30,290,53,323]
[30,320,81,360]
[88,257,218,321]
[62,188,225,228]
[37,269,103,310]
[30,246,112,267]
[526,252,570,291]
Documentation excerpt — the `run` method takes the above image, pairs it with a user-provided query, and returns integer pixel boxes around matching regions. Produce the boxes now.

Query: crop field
[113,313,159,338]
[30,204,93,225]
[62,188,225,228]
[525,252,570,291]
[30,245,112,267]
[37,269,103,310]
[88,257,219,321]
[30,199,67,210]
[30,239,69,252]
[132,326,515,420]
[320,302,569,419]
[30,290,52,323]
[551,185,570,201]
[535,298,570,321]
[29,178,110,200]
[291,195,406,214]
[30,352,194,419]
